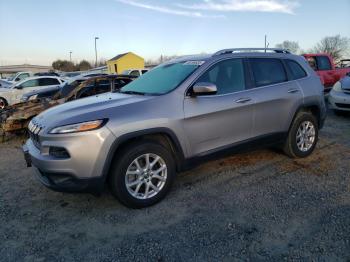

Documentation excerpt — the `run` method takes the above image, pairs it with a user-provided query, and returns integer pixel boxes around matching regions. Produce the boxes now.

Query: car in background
[34,72,60,77]
[328,74,350,114]
[0,72,33,88]
[303,53,350,92]
[122,69,149,77]
[1,75,136,133]
[0,76,64,109]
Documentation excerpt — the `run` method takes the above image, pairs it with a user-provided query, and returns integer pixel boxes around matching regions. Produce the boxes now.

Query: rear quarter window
[286,60,307,80]
[250,58,287,87]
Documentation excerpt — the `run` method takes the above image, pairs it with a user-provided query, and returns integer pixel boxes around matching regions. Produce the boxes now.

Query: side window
[250,58,287,87]
[95,79,111,94]
[316,56,332,71]
[114,79,129,90]
[306,57,317,70]
[20,79,39,88]
[286,60,307,80]
[16,73,29,81]
[39,78,60,86]
[130,70,140,77]
[196,59,245,95]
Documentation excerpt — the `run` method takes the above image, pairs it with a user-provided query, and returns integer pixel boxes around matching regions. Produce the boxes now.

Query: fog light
[49,147,70,159]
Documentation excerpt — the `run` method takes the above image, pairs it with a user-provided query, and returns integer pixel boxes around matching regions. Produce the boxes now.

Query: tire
[108,140,176,208]
[0,98,7,110]
[283,111,318,158]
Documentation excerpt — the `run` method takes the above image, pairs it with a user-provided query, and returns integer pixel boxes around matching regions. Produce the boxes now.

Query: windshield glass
[120,61,202,95]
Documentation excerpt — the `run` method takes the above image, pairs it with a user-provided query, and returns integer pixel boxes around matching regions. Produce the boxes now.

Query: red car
[303,53,350,92]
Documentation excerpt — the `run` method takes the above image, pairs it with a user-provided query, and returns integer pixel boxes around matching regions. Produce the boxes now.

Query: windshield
[120,61,202,95]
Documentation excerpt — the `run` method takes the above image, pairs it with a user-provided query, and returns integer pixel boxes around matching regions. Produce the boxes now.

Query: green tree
[77,60,92,71]
[52,60,76,72]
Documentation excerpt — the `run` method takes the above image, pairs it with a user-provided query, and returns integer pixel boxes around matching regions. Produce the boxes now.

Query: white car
[0,76,65,109]
[0,72,33,88]
[328,75,350,114]
[121,69,148,77]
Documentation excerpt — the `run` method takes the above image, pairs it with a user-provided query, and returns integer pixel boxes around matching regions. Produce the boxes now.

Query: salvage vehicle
[1,75,135,133]
[23,48,326,208]
[303,53,350,92]
[0,76,64,109]
[328,74,350,114]
[0,71,33,88]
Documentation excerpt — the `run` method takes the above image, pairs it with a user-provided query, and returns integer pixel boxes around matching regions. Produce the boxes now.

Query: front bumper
[328,90,350,111]
[23,126,116,193]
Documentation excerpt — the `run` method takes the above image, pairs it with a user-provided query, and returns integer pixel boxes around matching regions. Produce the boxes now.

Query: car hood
[34,92,155,130]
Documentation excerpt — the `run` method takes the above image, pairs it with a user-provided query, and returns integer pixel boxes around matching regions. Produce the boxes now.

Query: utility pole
[69,51,72,62]
[95,37,99,67]
[264,35,267,52]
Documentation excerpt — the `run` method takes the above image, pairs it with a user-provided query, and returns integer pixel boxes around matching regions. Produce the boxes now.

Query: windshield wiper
[120,90,146,95]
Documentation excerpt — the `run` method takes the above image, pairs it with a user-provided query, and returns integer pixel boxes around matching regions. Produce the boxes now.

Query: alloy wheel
[125,153,167,200]
[296,121,316,152]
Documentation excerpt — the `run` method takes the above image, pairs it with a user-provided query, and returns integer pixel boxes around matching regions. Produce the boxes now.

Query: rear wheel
[108,140,176,208]
[0,98,7,110]
[283,111,318,158]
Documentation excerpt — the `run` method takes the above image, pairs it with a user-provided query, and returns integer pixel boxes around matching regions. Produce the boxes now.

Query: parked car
[303,53,350,92]
[0,71,33,88]
[328,74,350,114]
[23,48,326,208]
[1,75,135,133]
[34,72,60,77]
[20,74,107,102]
[122,69,149,77]
[0,76,64,109]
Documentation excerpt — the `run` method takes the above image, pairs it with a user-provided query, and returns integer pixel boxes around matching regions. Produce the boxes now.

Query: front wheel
[283,112,318,158]
[108,141,176,208]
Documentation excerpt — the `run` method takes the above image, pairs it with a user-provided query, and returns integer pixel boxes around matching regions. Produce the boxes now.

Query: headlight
[29,94,38,101]
[49,119,107,134]
[332,82,342,92]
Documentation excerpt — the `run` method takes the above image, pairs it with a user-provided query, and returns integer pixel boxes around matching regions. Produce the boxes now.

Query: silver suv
[23,48,326,208]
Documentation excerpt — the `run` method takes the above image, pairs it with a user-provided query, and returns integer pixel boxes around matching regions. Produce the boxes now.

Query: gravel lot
[1,112,350,261]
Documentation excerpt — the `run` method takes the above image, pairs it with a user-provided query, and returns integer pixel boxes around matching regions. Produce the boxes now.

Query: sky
[0,0,349,66]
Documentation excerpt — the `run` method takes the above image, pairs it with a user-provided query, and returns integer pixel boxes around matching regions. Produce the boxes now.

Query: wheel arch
[289,103,322,131]
[101,128,186,183]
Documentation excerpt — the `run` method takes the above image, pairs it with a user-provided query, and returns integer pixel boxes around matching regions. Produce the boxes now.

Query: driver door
[183,58,255,156]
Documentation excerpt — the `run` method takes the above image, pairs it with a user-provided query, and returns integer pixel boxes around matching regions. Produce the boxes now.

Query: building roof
[108,53,129,61]
[108,52,144,62]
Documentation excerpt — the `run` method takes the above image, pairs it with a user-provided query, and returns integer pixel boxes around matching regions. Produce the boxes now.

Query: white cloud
[177,0,299,14]
[115,0,224,18]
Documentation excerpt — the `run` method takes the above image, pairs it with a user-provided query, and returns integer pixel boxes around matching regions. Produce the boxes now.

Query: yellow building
[107,52,145,74]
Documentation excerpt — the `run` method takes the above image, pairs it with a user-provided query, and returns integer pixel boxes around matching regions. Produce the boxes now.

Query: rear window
[316,56,332,71]
[286,60,307,80]
[250,58,287,87]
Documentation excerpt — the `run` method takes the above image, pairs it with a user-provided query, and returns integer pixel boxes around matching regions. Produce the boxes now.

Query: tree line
[52,59,107,72]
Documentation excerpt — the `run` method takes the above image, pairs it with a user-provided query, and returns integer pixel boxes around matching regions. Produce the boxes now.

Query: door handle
[235,98,251,103]
[288,88,299,93]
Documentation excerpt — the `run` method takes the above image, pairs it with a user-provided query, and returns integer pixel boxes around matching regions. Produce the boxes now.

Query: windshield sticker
[183,61,205,66]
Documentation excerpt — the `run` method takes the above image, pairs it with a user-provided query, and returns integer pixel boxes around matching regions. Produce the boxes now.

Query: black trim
[182,132,287,171]
[101,128,186,181]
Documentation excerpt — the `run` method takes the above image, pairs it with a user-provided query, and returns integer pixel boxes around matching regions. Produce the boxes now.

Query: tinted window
[114,79,131,91]
[316,56,332,70]
[20,79,39,88]
[130,70,140,77]
[250,58,287,87]
[95,79,111,94]
[286,60,307,80]
[196,59,245,95]
[142,70,148,74]
[39,78,60,86]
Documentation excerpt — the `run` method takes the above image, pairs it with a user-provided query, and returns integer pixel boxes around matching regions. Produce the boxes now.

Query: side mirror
[15,85,23,90]
[15,78,21,82]
[192,82,217,96]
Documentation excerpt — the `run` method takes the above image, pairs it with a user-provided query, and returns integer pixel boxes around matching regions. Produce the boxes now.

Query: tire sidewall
[110,141,176,208]
[289,113,318,158]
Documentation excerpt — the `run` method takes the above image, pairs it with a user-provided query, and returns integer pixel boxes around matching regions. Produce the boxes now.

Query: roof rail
[213,48,291,56]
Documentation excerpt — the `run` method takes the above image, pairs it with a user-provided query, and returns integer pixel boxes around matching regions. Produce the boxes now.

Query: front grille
[28,119,44,148]
[335,103,350,109]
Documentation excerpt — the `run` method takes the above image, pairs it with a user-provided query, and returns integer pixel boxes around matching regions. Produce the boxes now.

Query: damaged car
[0,75,135,133]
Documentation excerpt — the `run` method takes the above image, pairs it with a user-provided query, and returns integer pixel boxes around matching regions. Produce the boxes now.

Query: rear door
[38,78,61,89]
[248,58,303,137]
[183,58,255,156]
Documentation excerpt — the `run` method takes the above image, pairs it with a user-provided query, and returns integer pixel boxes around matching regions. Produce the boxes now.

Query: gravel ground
[1,112,350,262]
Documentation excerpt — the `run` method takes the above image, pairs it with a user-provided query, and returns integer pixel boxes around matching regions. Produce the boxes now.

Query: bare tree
[275,41,300,54]
[312,35,350,62]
